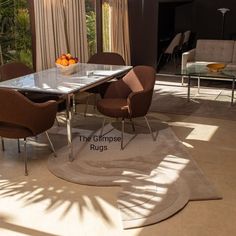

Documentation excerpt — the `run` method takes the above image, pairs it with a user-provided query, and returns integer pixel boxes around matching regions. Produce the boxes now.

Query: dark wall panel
[128,0,158,67]
[128,0,143,66]
[142,0,158,66]
[128,0,236,68]
[176,0,236,40]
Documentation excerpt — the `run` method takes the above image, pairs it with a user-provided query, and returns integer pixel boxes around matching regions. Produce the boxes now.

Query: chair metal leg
[55,116,60,127]
[121,119,125,150]
[84,96,89,117]
[100,118,106,136]
[173,53,176,66]
[130,118,135,132]
[157,53,163,69]
[23,138,28,176]
[17,139,21,153]
[1,137,5,151]
[45,132,57,157]
[144,116,156,141]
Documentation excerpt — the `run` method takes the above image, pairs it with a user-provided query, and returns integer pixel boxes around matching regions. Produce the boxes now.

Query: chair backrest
[88,52,126,65]
[183,30,191,44]
[0,62,33,81]
[122,66,156,117]
[165,33,182,54]
[124,66,156,92]
[0,88,57,138]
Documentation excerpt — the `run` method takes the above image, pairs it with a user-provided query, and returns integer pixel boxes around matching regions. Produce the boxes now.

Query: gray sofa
[181,39,236,84]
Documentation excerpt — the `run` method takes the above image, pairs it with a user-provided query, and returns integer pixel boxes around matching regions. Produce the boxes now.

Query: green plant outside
[0,0,109,67]
[86,11,96,57]
[85,0,96,57]
[0,0,32,67]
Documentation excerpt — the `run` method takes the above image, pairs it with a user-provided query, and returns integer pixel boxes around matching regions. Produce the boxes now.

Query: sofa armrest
[181,49,196,71]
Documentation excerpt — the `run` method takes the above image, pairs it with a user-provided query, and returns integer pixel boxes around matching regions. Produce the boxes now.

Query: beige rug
[48,118,221,229]
[151,77,236,120]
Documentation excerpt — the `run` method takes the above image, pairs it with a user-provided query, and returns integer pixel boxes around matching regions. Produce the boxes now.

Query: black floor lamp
[217,8,230,39]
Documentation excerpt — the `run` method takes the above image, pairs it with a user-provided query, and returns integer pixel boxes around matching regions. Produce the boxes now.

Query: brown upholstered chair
[88,52,126,95]
[75,52,126,116]
[97,65,156,149]
[0,62,65,151]
[0,88,58,175]
[0,62,34,152]
[157,33,182,69]
[0,62,65,105]
[0,61,33,81]
[88,52,126,66]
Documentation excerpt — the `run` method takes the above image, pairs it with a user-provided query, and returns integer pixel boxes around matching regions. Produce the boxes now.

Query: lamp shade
[217,8,230,15]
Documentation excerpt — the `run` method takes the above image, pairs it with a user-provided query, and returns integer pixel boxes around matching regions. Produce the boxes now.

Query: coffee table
[180,62,236,105]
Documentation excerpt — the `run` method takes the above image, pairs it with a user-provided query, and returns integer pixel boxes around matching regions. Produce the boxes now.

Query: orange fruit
[56,58,62,64]
[61,59,69,66]
[61,54,67,60]
[69,59,76,65]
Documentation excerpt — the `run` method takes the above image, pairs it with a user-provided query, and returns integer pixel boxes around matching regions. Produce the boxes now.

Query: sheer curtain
[64,0,88,63]
[34,0,88,71]
[109,0,131,65]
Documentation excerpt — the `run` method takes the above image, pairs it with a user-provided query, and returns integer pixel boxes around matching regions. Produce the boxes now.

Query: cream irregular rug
[48,118,221,229]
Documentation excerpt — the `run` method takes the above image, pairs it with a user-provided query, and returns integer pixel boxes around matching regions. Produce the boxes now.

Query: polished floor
[0,79,236,236]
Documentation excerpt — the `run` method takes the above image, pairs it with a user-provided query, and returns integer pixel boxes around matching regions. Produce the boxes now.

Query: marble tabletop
[0,63,132,94]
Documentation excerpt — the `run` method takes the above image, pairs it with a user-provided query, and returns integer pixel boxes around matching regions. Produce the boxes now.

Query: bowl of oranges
[56,53,79,75]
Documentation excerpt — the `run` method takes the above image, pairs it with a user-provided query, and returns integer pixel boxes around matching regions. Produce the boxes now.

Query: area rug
[151,77,236,120]
[48,118,221,229]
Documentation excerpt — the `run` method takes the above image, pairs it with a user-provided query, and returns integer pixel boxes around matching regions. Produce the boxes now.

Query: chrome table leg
[23,138,28,176]
[121,119,125,150]
[197,76,200,94]
[66,94,74,161]
[1,137,5,151]
[231,78,235,106]
[17,139,21,153]
[187,75,191,102]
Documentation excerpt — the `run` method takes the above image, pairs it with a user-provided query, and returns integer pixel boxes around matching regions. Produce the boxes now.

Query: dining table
[0,62,132,161]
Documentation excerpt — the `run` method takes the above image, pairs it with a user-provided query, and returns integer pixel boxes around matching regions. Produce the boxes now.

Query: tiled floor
[0,77,236,236]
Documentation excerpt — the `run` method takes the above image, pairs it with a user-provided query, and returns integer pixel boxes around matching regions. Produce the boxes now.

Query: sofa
[181,39,236,84]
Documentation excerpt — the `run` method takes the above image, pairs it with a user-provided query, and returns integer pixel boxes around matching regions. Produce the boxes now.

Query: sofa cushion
[195,40,234,63]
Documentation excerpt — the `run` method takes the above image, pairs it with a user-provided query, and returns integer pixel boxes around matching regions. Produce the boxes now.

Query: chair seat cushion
[97,98,129,118]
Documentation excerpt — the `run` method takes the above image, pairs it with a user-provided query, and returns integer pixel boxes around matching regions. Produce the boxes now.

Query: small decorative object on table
[56,53,79,75]
[207,63,226,72]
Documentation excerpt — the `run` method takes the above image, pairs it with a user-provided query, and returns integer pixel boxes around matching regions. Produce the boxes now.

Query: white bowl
[56,62,78,75]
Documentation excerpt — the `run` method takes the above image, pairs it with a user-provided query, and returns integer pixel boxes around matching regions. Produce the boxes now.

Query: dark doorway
[158,2,177,59]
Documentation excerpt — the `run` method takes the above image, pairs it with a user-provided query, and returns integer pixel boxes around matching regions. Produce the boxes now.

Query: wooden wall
[128,0,236,68]
[128,0,158,67]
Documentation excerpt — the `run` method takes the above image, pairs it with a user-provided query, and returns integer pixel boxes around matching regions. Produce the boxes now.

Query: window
[102,0,111,52]
[85,0,112,55]
[0,0,32,67]
[85,0,97,57]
